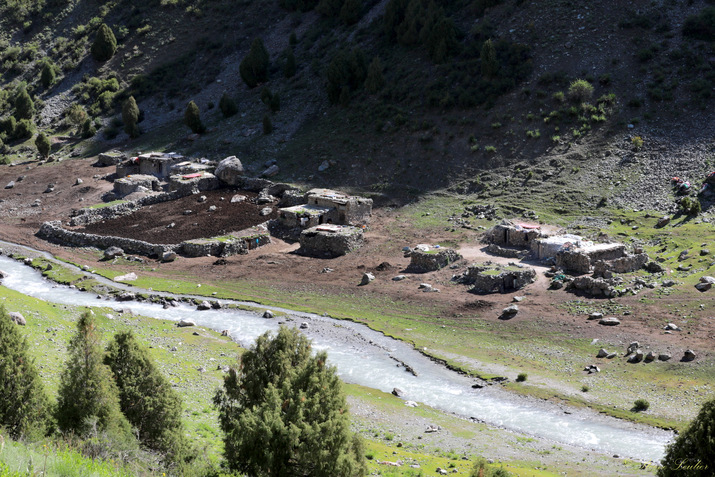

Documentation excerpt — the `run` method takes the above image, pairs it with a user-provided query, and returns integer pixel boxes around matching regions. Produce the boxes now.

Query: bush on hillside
[364,56,385,93]
[682,6,715,41]
[262,114,273,134]
[40,59,57,89]
[239,38,269,88]
[14,86,34,120]
[12,119,34,141]
[35,132,50,158]
[568,79,594,102]
[91,24,117,62]
[284,47,297,78]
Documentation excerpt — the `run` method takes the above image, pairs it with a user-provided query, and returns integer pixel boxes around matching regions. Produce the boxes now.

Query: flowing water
[0,253,671,461]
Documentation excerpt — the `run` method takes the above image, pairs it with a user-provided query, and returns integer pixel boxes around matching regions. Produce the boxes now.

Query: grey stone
[9,312,26,325]
[700,276,715,284]
[392,275,407,281]
[661,279,676,287]
[644,351,656,362]
[208,205,217,212]
[597,348,609,358]
[198,195,207,203]
[701,249,711,256]
[197,301,211,310]
[664,323,681,331]
[392,388,404,397]
[658,353,672,361]
[75,178,83,185]
[4,181,14,189]
[606,352,618,359]
[628,349,644,363]
[360,272,375,286]
[588,312,604,320]
[162,251,177,262]
[502,304,519,316]
[177,319,196,327]
[656,216,670,228]
[262,164,280,177]
[260,207,273,216]
[104,246,124,259]
[599,317,621,326]
[683,349,696,362]
[695,282,712,292]
[263,310,274,318]
[627,342,640,354]
[300,322,309,329]
[231,194,246,203]
[318,160,330,172]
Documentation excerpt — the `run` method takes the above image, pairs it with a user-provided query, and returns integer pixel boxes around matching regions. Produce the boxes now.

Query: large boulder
[214,156,245,185]
[9,312,26,325]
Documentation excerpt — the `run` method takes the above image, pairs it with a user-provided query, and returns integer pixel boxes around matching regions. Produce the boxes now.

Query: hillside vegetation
[0,0,712,196]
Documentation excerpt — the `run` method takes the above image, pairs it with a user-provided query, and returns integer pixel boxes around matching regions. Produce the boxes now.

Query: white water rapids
[0,253,671,462]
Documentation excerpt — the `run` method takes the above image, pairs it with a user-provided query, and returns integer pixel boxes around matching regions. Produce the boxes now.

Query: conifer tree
[239,38,270,88]
[104,332,189,461]
[219,92,238,118]
[284,47,297,78]
[184,100,205,134]
[121,96,140,138]
[56,311,133,441]
[91,24,117,62]
[0,306,51,439]
[365,56,385,93]
[481,38,498,77]
[35,132,50,159]
[14,87,35,120]
[40,60,57,89]
[262,114,273,134]
[214,326,366,477]
[658,398,715,476]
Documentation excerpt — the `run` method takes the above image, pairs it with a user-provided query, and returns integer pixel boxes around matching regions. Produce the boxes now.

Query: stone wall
[409,248,461,272]
[485,224,542,247]
[298,226,364,258]
[462,265,536,293]
[168,173,220,194]
[609,253,649,273]
[69,190,190,226]
[555,250,591,274]
[486,243,529,259]
[38,221,174,257]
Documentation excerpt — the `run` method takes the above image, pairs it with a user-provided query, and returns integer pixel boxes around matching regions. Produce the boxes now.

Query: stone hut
[113,174,160,197]
[303,188,373,225]
[485,220,544,248]
[168,172,220,193]
[137,152,186,179]
[461,264,536,294]
[409,247,461,272]
[553,242,627,274]
[298,224,364,258]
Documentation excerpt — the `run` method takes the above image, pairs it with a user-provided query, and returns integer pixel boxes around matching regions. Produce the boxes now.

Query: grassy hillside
[0,0,712,197]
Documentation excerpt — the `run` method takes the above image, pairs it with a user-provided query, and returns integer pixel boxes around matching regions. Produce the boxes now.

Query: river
[0,252,671,462]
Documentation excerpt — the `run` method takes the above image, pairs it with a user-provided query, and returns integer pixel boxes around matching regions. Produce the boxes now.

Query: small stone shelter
[298,224,364,257]
[461,264,536,294]
[113,174,160,197]
[485,220,545,248]
[303,188,373,225]
[409,247,461,272]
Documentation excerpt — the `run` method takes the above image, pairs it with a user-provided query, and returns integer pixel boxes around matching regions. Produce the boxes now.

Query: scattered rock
[628,349,644,363]
[425,425,440,433]
[701,249,711,256]
[596,348,609,358]
[263,310,274,318]
[317,160,330,172]
[4,181,14,189]
[197,301,211,310]
[683,349,696,362]
[162,251,177,262]
[599,316,621,326]
[656,216,670,228]
[75,178,83,185]
[583,364,600,373]
[627,342,640,354]
[260,207,273,216]
[644,351,656,362]
[177,319,196,327]
[664,323,681,331]
[661,279,675,287]
[231,194,247,203]
[658,353,672,361]
[392,388,404,397]
[392,275,407,281]
[208,205,217,212]
[588,312,604,320]
[116,292,136,301]
[114,272,138,282]
[9,312,26,325]
[198,195,207,203]
[299,322,309,329]
[44,184,55,193]
[695,282,712,292]
[215,156,245,185]
[645,262,665,273]
[360,272,375,286]
[262,164,280,177]
[404,401,418,407]
[501,304,519,318]
[104,246,124,259]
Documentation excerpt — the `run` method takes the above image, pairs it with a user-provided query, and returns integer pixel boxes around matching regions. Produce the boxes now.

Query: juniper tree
[184,100,205,134]
[219,92,238,118]
[55,311,133,442]
[40,60,57,89]
[481,38,498,78]
[284,47,296,78]
[658,398,715,476]
[14,86,34,120]
[0,306,51,439]
[214,326,366,477]
[104,332,189,462]
[121,96,140,138]
[35,132,50,159]
[91,24,117,62]
[239,38,269,88]
[364,56,385,93]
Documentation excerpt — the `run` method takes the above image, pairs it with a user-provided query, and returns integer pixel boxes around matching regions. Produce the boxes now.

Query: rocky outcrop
[569,276,622,297]
[459,264,536,294]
